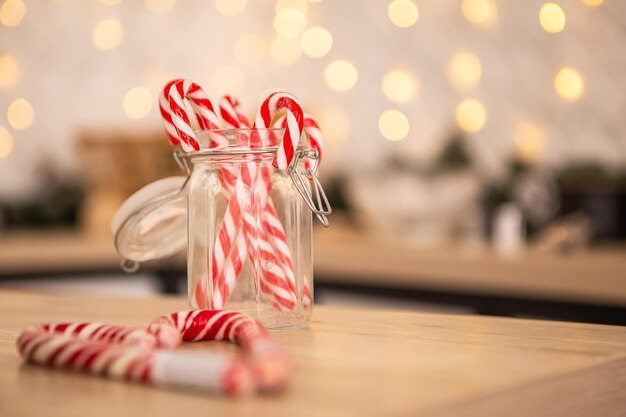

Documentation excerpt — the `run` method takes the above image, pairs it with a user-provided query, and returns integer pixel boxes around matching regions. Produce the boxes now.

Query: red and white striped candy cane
[216,96,298,303]
[254,92,304,169]
[271,112,324,308]
[259,100,325,308]
[209,110,296,310]
[206,96,252,309]
[16,316,259,396]
[210,93,304,310]
[166,79,224,152]
[251,93,305,308]
[148,309,290,392]
[275,113,323,170]
[159,84,304,310]
[160,80,241,309]
[219,95,251,129]
[159,79,188,147]
[32,322,158,348]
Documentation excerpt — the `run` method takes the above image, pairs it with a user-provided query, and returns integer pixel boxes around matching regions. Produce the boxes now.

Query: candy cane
[216,96,298,303]
[210,99,296,310]
[31,322,158,348]
[265,108,325,308]
[210,93,304,310]
[17,325,249,395]
[254,92,304,169]
[148,310,290,392]
[159,79,182,146]
[253,93,304,306]
[16,309,289,395]
[160,84,304,310]
[219,95,251,129]
[160,80,242,309]
[275,113,323,171]
[166,79,224,152]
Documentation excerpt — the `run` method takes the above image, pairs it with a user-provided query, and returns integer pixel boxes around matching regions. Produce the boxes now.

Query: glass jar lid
[111,176,188,270]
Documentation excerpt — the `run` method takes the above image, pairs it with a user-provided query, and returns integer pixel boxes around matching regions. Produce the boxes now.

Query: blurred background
[1,0,625,324]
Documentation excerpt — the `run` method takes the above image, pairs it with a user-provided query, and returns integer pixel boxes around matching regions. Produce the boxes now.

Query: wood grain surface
[0,289,625,416]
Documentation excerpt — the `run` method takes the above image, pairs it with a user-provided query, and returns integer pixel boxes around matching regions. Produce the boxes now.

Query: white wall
[1,0,625,197]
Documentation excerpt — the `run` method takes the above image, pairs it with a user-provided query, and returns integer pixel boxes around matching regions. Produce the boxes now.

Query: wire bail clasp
[287,148,332,227]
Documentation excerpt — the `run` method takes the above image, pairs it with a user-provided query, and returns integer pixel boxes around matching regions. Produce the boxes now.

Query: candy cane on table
[16,323,244,395]
[148,309,290,393]
[16,309,289,396]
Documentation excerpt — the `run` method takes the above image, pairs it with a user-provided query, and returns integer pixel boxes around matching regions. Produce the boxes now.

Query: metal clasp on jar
[287,148,332,227]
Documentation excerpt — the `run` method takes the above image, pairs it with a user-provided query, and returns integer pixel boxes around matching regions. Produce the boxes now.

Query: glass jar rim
[175,127,307,160]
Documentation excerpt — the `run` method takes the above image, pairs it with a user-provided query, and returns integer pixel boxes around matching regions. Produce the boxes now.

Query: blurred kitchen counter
[314,220,626,307]
[1,221,625,323]
[0,230,184,293]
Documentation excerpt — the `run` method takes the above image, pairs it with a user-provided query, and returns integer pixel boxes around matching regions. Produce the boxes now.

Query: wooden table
[1,289,625,416]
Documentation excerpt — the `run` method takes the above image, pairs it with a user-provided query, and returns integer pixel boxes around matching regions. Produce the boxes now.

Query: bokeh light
[325,60,358,92]
[539,3,566,33]
[379,109,410,141]
[447,52,482,90]
[315,106,350,146]
[123,87,153,119]
[7,98,34,130]
[139,67,170,94]
[382,70,416,103]
[387,0,419,28]
[234,34,266,65]
[581,0,603,7]
[212,66,245,95]
[269,36,302,66]
[273,8,307,38]
[554,67,584,101]
[456,99,487,132]
[0,126,13,159]
[145,0,176,14]
[461,0,497,26]
[275,0,308,13]
[300,26,333,58]
[0,54,20,88]
[514,122,546,164]
[215,0,246,16]
[0,0,26,27]
[92,19,124,50]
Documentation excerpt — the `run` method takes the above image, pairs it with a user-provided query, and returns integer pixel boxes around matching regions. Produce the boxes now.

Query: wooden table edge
[417,353,626,417]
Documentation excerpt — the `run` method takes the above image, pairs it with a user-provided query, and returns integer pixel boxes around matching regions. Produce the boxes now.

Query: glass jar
[112,129,330,329]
